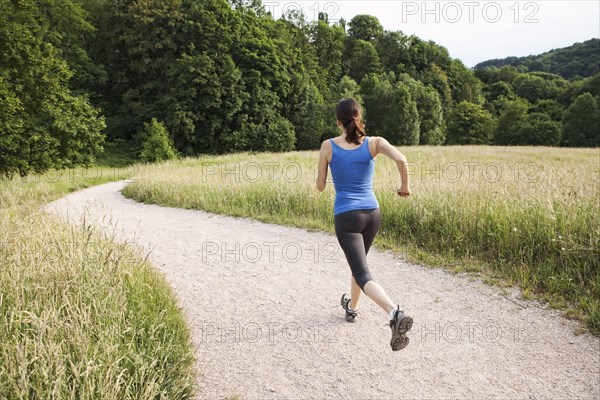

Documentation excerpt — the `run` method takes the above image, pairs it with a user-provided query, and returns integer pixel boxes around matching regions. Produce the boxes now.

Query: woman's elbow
[316,182,326,192]
[395,153,408,163]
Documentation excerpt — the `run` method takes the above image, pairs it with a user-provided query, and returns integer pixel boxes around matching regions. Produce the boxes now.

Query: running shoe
[340,293,358,323]
[389,306,413,351]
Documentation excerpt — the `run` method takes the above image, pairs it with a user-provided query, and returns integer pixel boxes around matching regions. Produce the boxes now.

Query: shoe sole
[390,315,413,351]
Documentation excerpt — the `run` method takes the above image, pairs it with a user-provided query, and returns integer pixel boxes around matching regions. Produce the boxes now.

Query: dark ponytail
[335,98,366,145]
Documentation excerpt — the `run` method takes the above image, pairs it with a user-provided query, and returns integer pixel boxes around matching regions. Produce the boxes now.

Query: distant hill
[474,38,600,80]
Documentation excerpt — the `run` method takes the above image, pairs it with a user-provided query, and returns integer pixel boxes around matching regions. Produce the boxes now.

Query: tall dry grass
[0,166,195,399]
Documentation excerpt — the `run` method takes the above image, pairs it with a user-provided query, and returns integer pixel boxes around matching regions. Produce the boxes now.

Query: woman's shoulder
[368,136,390,147]
[367,136,382,156]
[320,138,333,153]
[320,138,333,147]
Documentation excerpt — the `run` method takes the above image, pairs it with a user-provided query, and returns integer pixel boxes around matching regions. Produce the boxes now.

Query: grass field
[121,145,600,334]
[0,165,195,399]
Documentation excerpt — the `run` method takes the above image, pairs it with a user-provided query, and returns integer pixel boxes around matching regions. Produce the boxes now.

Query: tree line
[474,39,600,80]
[1,0,599,177]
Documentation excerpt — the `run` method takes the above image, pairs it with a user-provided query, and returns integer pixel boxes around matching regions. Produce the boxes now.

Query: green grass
[121,145,600,334]
[0,165,195,399]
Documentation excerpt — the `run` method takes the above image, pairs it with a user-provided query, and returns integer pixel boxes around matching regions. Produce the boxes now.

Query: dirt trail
[42,180,600,399]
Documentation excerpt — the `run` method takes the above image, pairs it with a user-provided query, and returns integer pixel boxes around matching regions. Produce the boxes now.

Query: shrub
[138,118,179,163]
[446,101,495,144]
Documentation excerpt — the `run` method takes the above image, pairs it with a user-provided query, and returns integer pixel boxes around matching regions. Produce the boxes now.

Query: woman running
[316,97,413,351]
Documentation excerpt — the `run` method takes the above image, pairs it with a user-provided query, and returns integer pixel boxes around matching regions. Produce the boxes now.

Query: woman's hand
[396,184,411,197]
[375,137,411,198]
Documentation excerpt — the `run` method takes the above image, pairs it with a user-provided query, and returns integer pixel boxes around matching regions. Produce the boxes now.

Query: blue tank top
[329,136,380,215]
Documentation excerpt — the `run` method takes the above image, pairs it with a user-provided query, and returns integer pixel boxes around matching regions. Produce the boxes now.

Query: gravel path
[42,180,600,399]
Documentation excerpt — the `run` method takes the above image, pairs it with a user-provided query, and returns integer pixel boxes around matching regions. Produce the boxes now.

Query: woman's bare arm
[374,137,410,197]
[316,140,331,192]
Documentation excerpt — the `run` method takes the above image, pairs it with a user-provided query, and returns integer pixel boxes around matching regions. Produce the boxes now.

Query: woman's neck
[341,133,366,142]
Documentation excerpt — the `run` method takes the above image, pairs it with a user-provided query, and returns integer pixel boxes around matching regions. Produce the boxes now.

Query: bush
[561,92,600,147]
[517,113,562,146]
[138,118,179,163]
[446,101,495,144]
[229,114,296,152]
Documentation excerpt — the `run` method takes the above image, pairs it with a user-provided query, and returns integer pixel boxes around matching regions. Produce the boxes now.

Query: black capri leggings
[334,208,381,292]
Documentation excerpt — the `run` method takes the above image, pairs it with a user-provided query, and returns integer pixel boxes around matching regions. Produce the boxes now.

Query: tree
[347,15,383,41]
[446,101,495,145]
[475,65,520,85]
[400,36,429,75]
[485,81,515,103]
[343,39,382,82]
[361,73,420,145]
[374,30,407,75]
[448,59,484,104]
[494,99,562,146]
[285,79,327,150]
[512,73,562,103]
[86,0,309,154]
[517,113,562,146]
[119,0,188,137]
[530,99,564,122]
[399,74,445,144]
[483,81,517,115]
[331,76,363,104]
[494,98,530,145]
[310,20,345,97]
[166,52,244,154]
[419,63,453,109]
[0,76,27,178]
[272,19,328,150]
[561,92,600,147]
[474,39,600,80]
[563,73,600,104]
[282,7,307,29]
[0,0,105,178]
[577,73,600,98]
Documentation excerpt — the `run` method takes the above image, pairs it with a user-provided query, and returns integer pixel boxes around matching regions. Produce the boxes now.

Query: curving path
[42,181,600,399]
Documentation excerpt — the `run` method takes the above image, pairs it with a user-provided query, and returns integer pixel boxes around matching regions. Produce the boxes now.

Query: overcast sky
[268,0,600,67]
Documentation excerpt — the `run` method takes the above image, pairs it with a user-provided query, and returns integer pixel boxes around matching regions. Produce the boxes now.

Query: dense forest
[1,0,599,177]
[474,39,600,80]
